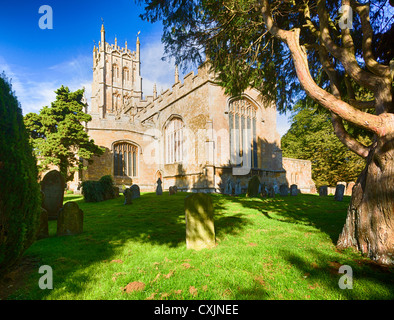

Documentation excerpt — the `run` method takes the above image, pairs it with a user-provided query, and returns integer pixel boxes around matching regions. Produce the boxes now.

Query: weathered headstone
[130,184,140,199]
[184,193,215,250]
[319,185,328,196]
[290,184,298,196]
[279,184,289,196]
[123,188,133,204]
[41,170,65,220]
[36,191,49,239]
[234,179,242,195]
[57,202,83,236]
[346,181,355,196]
[169,186,178,195]
[156,178,163,195]
[334,184,345,201]
[247,176,260,197]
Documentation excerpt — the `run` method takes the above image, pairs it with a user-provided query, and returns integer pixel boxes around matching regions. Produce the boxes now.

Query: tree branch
[350,0,391,77]
[259,0,391,137]
[319,44,370,158]
[316,0,383,93]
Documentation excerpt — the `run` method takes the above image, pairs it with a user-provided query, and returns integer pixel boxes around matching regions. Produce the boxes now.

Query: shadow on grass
[15,192,248,299]
[225,193,350,244]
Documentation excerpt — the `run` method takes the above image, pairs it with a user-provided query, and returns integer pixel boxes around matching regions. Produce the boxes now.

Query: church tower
[91,24,142,119]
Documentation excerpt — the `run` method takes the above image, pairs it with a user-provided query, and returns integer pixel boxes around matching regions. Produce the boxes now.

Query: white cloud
[0,55,92,115]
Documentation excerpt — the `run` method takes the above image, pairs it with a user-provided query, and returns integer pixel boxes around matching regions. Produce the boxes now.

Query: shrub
[81,175,115,202]
[0,73,41,273]
[99,175,115,200]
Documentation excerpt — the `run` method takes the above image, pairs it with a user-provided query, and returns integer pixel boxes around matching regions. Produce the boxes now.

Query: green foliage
[281,101,372,187]
[137,0,392,113]
[0,72,41,272]
[81,175,115,202]
[24,86,104,182]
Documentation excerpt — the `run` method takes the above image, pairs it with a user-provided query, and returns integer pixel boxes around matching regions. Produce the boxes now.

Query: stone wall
[282,157,316,193]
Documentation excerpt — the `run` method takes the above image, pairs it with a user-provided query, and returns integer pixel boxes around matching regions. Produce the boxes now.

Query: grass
[8,192,394,300]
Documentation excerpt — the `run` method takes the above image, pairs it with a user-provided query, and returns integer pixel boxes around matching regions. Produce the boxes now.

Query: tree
[281,100,371,187]
[24,86,104,182]
[0,73,41,272]
[137,0,394,264]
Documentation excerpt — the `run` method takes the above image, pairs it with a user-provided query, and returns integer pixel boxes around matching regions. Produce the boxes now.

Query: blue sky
[0,0,291,136]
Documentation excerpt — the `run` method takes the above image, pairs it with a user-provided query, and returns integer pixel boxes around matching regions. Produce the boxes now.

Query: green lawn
[10,192,394,300]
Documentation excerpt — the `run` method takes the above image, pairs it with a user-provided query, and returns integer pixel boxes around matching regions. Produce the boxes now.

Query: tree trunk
[337,135,394,265]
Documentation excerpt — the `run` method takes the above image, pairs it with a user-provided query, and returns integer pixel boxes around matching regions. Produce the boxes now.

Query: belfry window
[113,142,138,177]
[228,98,258,169]
[165,117,184,164]
[112,64,119,82]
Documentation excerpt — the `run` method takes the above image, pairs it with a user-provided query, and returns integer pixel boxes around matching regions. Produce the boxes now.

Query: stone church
[75,25,315,194]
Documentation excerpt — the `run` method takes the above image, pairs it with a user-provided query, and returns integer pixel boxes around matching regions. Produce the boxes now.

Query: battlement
[135,62,215,123]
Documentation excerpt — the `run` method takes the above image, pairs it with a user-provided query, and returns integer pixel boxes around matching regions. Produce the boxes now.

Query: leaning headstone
[184,193,215,250]
[123,188,133,205]
[319,186,328,196]
[37,191,49,239]
[273,182,279,194]
[130,184,140,199]
[279,184,289,196]
[156,178,163,195]
[234,179,242,195]
[334,184,345,201]
[57,202,84,236]
[247,176,260,197]
[346,181,355,196]
[41,170,65,220]
[290,184,298,196]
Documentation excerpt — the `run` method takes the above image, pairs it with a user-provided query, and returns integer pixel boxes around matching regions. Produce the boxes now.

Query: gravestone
[36,191,49,239]
[123,188,133,205]
[130,184,140,199]
[334,184,345,201]
[113,186,120,198]
[247,176,260,197]
[224,179,233,195]
[346,181,355,195]
[279,184,289,196]
[57,201,83,236]
[169,186,178,195]
[319,186,328,196]
[41,170,65,220]
[273,182,279,194]
[184,193,215,250]
[268,186,275,198]
[234,179,242,195]
[290,184,298,196]
[156,178,163,195]
[260,183,268,197]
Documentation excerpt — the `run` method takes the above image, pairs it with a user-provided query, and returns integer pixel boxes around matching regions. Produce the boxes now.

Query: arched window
[112,64,119,83]
[123,67,129,86]
[113,142,138,177]
[112,93,121,112]
[165,117,184,164]
[228,98,258,169]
